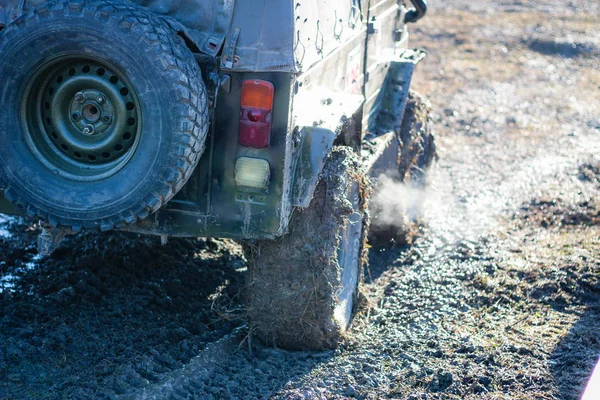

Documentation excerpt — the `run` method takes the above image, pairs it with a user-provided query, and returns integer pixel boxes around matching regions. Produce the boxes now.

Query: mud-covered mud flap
[291,127,337,208]
[365,92,437,244]
[362,50,436,244]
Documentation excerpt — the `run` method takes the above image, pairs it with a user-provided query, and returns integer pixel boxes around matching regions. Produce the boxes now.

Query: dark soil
[0,228,245,399]
[2,0,600,399]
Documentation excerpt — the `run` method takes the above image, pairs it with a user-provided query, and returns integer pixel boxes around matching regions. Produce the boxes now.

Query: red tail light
[239,80,274,148]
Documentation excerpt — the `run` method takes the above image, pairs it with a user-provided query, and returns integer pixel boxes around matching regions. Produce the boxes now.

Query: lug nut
[97,95,105,104]
[82,124,95,135]
[74,92,85,103]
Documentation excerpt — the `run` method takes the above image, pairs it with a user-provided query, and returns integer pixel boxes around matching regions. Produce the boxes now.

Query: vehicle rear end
[130,0,430,241]
[0,0,428,242]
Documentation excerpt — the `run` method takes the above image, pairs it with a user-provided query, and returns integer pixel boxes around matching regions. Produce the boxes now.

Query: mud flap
[291,127,337,208]
[365,92,436,244]
[361,132,399,178]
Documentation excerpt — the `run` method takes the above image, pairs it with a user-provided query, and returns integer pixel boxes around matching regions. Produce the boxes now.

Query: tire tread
[0,0,209,230]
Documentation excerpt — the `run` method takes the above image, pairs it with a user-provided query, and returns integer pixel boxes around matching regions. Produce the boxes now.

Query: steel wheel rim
[22,56,141,181]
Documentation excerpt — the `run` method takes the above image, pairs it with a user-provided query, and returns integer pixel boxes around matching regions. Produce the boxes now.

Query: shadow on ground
[510,192,600,400]
[366,242,413,282]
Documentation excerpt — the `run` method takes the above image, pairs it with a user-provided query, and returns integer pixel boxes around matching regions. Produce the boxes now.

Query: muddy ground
[1,0,600,399]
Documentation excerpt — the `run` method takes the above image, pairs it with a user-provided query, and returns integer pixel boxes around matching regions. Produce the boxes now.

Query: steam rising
[370,173,427,237]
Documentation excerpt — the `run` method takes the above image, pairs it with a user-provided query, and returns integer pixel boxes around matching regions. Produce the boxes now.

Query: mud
[244,147,371,350]
[2,0,600,399]
[369,92,437,245]
[0,230,245,399]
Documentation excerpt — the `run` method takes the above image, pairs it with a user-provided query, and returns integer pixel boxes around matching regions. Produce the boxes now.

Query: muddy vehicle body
[0,0,434,348]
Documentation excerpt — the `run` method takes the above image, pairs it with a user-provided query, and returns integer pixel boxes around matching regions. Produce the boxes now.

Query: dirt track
[1,0,600,399]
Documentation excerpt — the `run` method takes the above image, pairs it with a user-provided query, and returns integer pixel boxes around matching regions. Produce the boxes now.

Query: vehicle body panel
[125,71,295,239]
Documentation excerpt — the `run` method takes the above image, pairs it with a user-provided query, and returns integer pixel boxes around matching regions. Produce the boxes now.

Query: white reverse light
[235,157,270,189]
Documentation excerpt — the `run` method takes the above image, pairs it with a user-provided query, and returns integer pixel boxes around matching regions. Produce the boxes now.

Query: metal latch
[367,17,380,34]
[394,29,403,43]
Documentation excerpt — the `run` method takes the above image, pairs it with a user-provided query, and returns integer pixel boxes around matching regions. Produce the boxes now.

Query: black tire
[244,147,371,350]
[0,0,208,231]
[370,91,437,243]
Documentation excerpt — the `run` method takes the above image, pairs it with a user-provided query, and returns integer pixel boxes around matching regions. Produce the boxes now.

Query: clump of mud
[369,92,437,245]
[244,147,371,350]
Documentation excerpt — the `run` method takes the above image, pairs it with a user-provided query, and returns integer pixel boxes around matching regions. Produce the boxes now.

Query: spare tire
[0,0,209,231]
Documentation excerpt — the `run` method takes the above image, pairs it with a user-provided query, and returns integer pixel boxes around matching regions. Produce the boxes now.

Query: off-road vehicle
[0,0,435,349]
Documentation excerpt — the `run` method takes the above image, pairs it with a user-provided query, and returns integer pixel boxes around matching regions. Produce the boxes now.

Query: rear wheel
[370,91,437,243]
[244,147,370,350]
[0,0,208,231]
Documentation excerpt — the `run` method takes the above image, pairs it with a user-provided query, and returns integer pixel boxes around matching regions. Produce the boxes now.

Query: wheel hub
[70,90,114,135]
[24,57,141,180]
